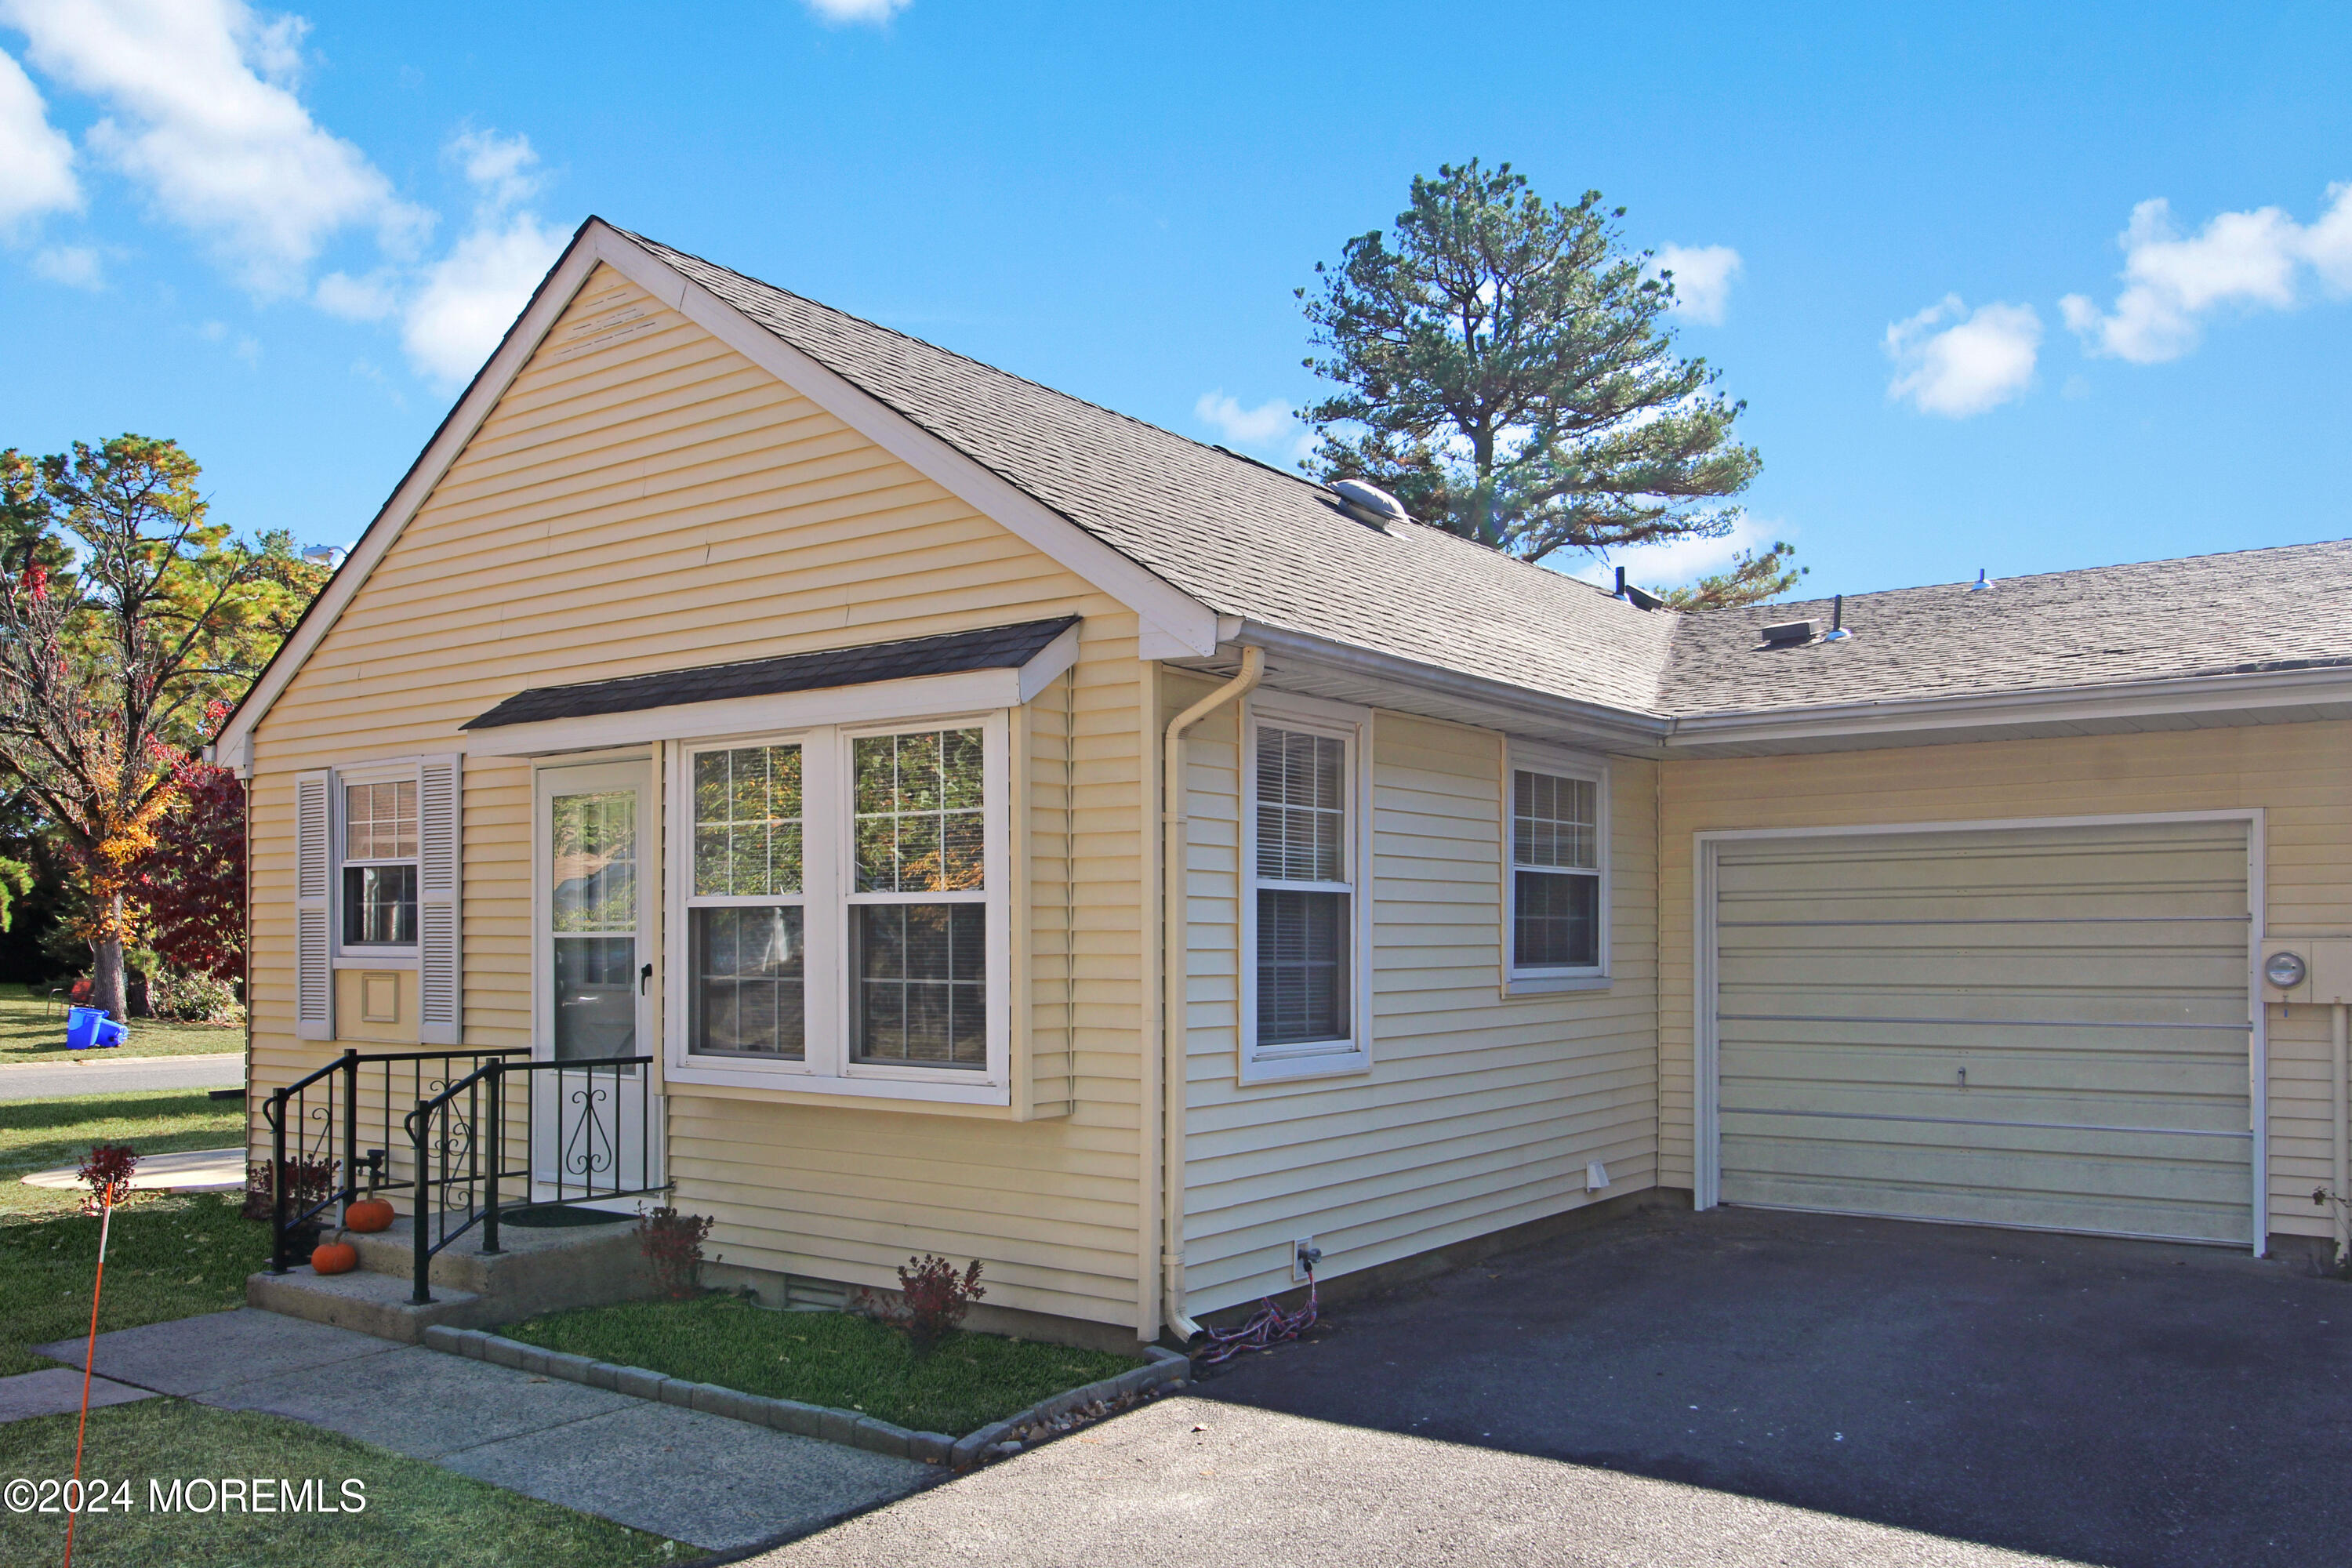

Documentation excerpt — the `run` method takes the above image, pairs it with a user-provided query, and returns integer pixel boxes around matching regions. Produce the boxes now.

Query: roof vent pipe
[1822,593,1852,642]
[1969,568,1991,593]
[1612,565,1665,612]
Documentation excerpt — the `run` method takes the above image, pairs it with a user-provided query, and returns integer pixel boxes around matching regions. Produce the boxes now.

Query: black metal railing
[263,1046,530,1274]
[401,1054,660,1304]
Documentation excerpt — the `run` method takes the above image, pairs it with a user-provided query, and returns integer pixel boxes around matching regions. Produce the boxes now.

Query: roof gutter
[1226,623,1671,751]
[1664,661,2352,750]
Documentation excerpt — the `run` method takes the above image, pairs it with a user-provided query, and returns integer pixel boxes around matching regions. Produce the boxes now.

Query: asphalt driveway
[1185,1205,2352,1568]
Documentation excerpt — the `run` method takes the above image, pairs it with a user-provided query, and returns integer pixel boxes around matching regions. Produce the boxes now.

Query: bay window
[666,714,1007,1102]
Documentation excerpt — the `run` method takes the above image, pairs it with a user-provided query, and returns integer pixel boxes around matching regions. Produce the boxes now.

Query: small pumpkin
[344,1196,395,1233]
[310,1239,359,1276]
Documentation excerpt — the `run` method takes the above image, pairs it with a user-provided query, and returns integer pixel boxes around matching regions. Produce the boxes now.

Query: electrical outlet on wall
[1292,1237,1322,1283]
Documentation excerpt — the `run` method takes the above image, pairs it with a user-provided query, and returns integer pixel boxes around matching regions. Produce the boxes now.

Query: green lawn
[2,1089,260,1376]
[0,982,241,1065]
[0,1399,684,1567]
[503,1293,1142,1436]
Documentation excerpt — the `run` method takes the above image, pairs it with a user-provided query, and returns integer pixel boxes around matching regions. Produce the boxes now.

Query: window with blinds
[1511,764,1603,972]
[1254,722,1354,1051]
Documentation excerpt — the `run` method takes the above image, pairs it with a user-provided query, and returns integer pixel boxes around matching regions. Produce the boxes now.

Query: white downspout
[2335,1002,2348,1266]
[1160,647,1265,1341]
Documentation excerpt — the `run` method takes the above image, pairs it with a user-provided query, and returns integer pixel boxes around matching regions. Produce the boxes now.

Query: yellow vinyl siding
[247,263,1150,1328]
[1661,720,2352,1243]
[1173,677,1661,1312]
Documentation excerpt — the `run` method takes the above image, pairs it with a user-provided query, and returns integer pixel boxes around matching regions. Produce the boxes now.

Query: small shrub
[68,978,92,1006]
[242,1156,336,1224]
[147,967,244,1024]
[636,1205,713,1299]
[864,1254,986,1354]
[78,1143,138,1214]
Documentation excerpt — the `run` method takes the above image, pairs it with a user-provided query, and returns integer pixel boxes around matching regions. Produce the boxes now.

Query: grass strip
[503,1293,1142,1436]
[0,983,241,1065]
[0,1194,267,1377]
[0,1399,684,1568]
[1,1088,248,1219]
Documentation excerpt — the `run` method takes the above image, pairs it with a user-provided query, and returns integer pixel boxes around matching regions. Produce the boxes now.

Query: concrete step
[256,1208,658,1343]
[247,1265,488,1343]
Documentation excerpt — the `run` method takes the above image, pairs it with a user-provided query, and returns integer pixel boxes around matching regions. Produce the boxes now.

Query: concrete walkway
[29,1308,931,1552]
[1,1051,243,1100]
[20,1145,245,1193]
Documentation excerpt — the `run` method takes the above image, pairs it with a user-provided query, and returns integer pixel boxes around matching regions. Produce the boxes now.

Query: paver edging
[418,1325,1189,1468]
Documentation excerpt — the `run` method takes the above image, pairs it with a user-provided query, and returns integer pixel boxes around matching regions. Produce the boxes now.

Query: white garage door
[1710,818,2254,1245]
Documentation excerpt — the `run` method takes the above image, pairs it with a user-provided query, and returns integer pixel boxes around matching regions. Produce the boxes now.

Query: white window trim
[662,710,1012,1106]
[1239,691,1374,1086]
[1504,741,1611,988]
[332,757,423,967]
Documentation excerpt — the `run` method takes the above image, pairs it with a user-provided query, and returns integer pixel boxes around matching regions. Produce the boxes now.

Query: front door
[533,760,660,1199]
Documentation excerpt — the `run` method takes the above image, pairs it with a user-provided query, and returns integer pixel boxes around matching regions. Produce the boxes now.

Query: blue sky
[1,1,2347,601]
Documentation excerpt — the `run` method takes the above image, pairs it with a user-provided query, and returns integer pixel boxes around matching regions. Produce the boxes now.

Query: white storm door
[532,760,661,1198]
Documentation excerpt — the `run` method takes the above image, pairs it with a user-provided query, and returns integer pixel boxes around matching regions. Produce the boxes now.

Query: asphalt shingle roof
[1658,540,2352,714]
[464,616,1077,730]
[612,225,2352,727]
[615,227,1679,717]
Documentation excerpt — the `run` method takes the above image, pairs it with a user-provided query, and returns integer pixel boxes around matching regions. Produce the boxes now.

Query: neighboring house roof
[463,616,1080,731]
[612,228,1682,718]
[1660,540,2352,715]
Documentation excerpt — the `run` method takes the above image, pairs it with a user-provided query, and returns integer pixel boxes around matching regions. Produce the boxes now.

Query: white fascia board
[216,236,609,762]
[1664,664,2352,750]
[220,225,1218,768]
[584,227,1220,659]
[464,662,1039,758]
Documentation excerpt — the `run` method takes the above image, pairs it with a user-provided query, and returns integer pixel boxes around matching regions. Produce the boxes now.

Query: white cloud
[393,129,563,386]
[314,267,396,321]
[803,0,909,22]
[3,0,428,292]
[1651,243,1742,325]
[448,127,540,210]
[401,209,563,385]
[1566,513,1784,593]
[1195,390,1316,465]
[2061,186,2352,363]
[0,46,78,227]
[1884,295,2041,417]
[31,242,100,286]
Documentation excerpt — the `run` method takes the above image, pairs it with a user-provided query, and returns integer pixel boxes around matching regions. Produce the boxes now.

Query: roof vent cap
[1329,478,1410,529]
[1759,619,1817,648]
[1968,568,1991,593]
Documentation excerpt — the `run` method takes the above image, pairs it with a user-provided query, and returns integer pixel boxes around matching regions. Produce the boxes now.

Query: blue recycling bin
[66,1005,124,1050]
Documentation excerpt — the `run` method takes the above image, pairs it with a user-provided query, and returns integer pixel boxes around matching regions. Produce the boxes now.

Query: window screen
[1512,768,1600,969]
[850,728,987,1067]
[685,743,804,1059]
[1255,725,1351,1047]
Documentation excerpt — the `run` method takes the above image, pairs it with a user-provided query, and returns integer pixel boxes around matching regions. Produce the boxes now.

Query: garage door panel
[1719,948,2247,993]
[1711,818,2253,1247]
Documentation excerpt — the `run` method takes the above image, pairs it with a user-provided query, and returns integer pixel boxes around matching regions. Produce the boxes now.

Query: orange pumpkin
[310,1240,359,1276]
[344,1197,395,1233]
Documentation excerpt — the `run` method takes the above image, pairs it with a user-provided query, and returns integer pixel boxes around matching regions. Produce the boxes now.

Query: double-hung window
[341,779,419,949]
[684,743,804,1059]
[1508,748,1608,982]
[1242,698,1370,1083]
[668,715,1008,1102]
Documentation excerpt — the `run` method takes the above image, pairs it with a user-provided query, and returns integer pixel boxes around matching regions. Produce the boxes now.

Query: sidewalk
[20,1308,931,1553]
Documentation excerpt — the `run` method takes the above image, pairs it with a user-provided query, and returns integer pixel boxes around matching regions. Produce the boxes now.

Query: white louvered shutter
[417,753,463,1045]
[294,770,334,1040]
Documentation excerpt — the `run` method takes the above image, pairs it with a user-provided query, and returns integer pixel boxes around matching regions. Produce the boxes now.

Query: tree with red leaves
[135,742,245,982]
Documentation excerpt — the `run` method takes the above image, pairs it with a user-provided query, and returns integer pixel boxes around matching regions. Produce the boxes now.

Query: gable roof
[216,216,2352,765]
[1661,539,2352,715]
[610,227,1680,718]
